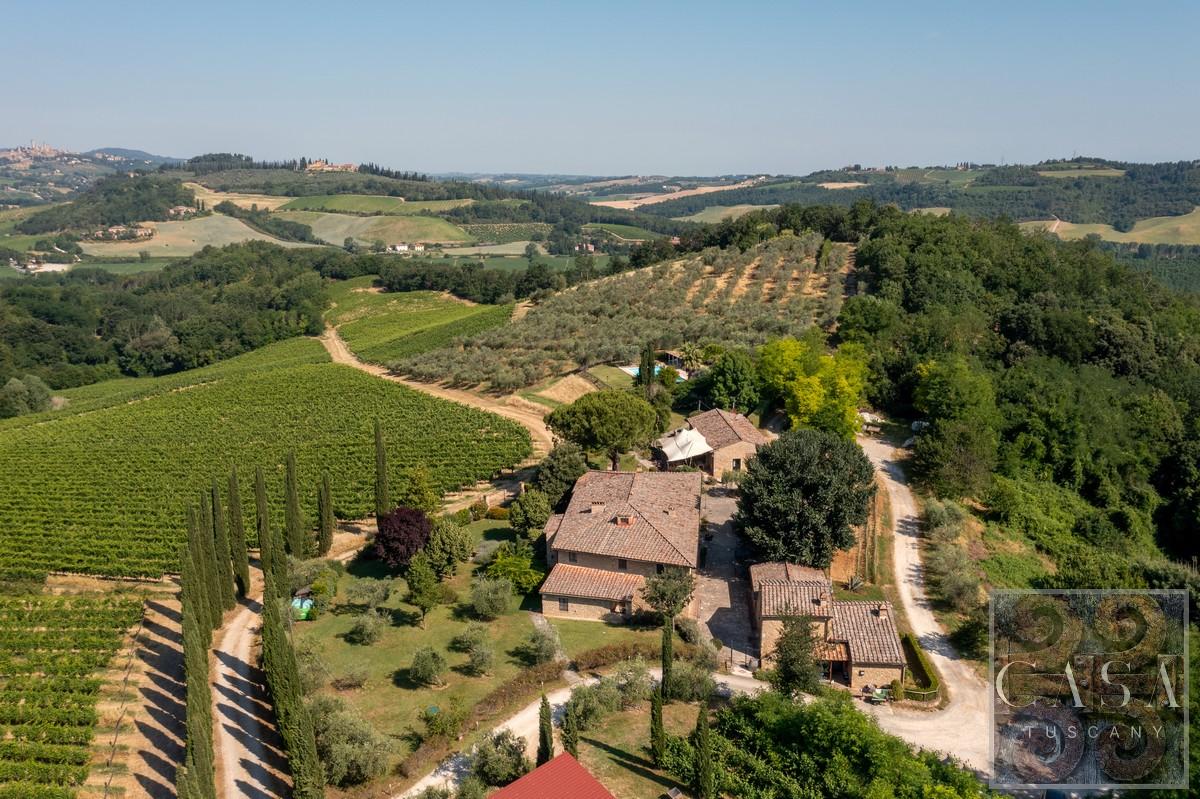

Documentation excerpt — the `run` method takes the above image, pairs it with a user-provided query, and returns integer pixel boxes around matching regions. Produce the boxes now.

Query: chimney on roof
[616,514,634,527]
[589,501,605,514]
[874,603,888,618]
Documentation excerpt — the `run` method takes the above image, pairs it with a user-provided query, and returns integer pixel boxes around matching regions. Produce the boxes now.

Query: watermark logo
[990,590,1189,790]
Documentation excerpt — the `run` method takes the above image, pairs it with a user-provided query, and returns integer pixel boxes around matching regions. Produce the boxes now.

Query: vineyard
[0,594,143,799]
[278,195,474,215]
[458,222,553,243]
[328,278,515,364]
[0,353,530,579]
[397,234,850,391]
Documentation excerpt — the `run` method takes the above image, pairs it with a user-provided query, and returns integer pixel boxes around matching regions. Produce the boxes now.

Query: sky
[7,1,1198,176]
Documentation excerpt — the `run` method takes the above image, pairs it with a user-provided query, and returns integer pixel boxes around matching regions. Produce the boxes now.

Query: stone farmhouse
[540,471,702,622]
[654,408,766,477]
[751,563,905,691]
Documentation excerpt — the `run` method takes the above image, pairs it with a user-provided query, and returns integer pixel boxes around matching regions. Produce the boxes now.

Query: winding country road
[857,435,991,773]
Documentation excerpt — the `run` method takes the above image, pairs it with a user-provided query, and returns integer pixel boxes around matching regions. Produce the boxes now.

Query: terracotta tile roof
[831,601,905,666]
[687,408,766,451]
[750,562,826,592]
[759,581,834,617]
[550,471,701,567]
[491,753,616,799]
[816,641,850,661]
[544,514,564,549]
[539,564,645,601]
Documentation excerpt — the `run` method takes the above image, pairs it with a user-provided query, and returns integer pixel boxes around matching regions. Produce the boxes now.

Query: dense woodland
[1107,241,1200,293]
[214,200,320,243]
[0,242,328,389]
[647,159,1200,229]
[15,175,196,234]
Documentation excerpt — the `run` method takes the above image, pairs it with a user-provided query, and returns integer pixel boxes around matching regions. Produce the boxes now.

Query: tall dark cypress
[374,418,390,519]
[260,564,326,797]
[255,466,281,599]
[228,466,251,598]
[661,617,674,700]
[197,494,223,629]
[176,542,217,799]
[650,685,665,765]
[187,507,218,634]
[284,451,305,558]
[537,694,553,766]
[693,705,716,799]
[317,472,334,556]
[210,479,236,612]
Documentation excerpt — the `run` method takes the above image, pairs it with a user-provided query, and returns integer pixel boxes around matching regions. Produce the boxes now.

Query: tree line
[16,175,197,234]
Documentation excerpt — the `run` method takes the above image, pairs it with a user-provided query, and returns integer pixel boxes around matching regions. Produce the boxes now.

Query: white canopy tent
[656,427,712,463]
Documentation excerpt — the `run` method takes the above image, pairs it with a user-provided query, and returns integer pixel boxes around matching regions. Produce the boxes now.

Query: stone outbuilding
[654,408,766,478]
[751,562,906,691]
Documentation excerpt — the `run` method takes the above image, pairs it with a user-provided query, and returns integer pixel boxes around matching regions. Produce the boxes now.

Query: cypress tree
[317,472,334,556]
[561,703,579,758]
[176,543,217,799]
[537,694,553,766]
[187,506,218,634]
[374,418,390,519]
[284,451,306,557]
[228,466,251,598]
[661,617,674,700]
[255,467,282,599]
[197,493,223,629]
[260,563,325,797]
[650,686,665,765]
[210,479,236,612]
[693,706,716,799]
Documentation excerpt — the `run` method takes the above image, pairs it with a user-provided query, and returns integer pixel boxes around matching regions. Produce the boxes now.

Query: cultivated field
[459,222,553,243]
[183,181,293,210]
[328,277,514,364]
[675,204,779,223]
[78,214,311,257]
[276,210,473,244]
[582,222,663,241]
[0,338,530,579]
[399,233,850,391]
[589,177,763,209]
[0,594,144,797]
[279,195,473,214]
[1022,206,1200,244]
[1036,168,1126,178]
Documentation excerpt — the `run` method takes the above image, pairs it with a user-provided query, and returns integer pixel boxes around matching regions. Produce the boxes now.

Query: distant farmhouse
[385,242,425,254]
[540,471,702,622]
[305,159,357,173]
[750,563,904,690]
[654,408,767,478]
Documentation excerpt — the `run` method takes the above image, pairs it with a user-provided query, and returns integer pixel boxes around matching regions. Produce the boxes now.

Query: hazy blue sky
[7,1,1197,175]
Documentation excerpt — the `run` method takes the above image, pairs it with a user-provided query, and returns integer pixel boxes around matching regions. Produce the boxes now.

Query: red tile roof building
[491,753,616,799]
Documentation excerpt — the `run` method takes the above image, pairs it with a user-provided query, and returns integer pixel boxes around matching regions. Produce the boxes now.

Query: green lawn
[548,618,662,660]
[327,276,513,364]
[576,701,696,798]
[279,195,474,214]
[587,365,635,390]
[299,525,537,766]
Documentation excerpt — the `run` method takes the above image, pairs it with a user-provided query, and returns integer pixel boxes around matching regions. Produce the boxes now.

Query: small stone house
[540,471,702,622]
[654,408,766,478]
[751,562,905,691]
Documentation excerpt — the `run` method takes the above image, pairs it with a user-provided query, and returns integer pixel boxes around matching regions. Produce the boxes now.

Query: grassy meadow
[78,214,313,257]
[183,181,293,210]
[1022,206,1200,244]
[675,204,778,223]
[280,195,474,214]
[583,222,663,241]
[277,210,473,244]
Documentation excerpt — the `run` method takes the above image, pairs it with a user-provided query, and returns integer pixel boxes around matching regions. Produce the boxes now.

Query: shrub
[890,679,905,701]
[421,699,468,740]
[565,678,623,731]
[345,579,391,610]
[519,626,560,665]
[294,636,329,693]
[427,517,475,579]
[451,622,489,653]
[667,660,715,702]
[613,657,652,708]
[509,489,551,538]
[485,506,510,520]
[331,669,368,690]
[469,499,490,521]
[471,729,531,786]
[485,542,546,593]
[345,611,385,645]
[308,694,392,787]
[674,616,703,645]
[375,507,433,571]
[471,576,514,620]
[720,469,745,486]
[456,777,488,799]
[901,632,940,696]
[413,788,451,799]
[410,646,447,687]
[467,640,495,676]
[449,507,472,526]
